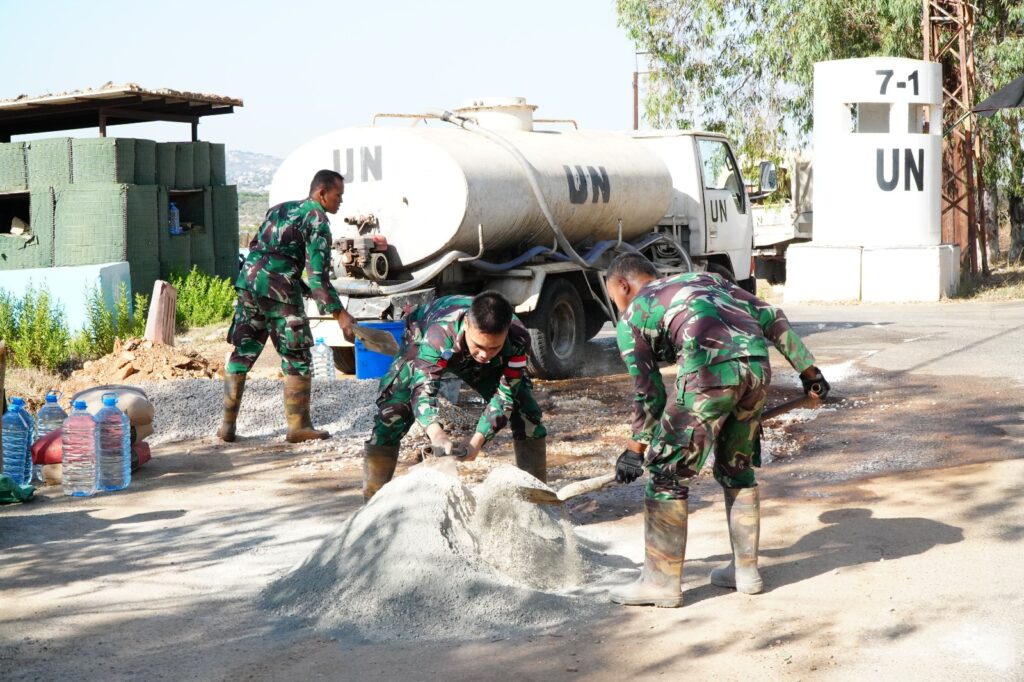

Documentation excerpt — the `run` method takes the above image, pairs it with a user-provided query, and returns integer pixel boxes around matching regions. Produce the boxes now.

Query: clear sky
[0,0,640,158]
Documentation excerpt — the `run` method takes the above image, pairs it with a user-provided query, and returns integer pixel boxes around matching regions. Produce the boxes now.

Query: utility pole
[924,0,983,275]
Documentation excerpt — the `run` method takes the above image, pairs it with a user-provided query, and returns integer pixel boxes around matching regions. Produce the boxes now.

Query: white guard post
[786,57,959,303]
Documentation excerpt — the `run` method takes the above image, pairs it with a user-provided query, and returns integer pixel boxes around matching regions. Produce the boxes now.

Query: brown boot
[513,437,547,483]
[363,443,400,501]
[710,486,763,594]
[217,373,246,442]
[609,497,687,607]
[284,375,329,443]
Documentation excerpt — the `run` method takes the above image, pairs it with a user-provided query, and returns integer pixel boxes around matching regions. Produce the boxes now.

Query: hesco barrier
[53,183,160,299]
[174,143,194,190]
[0,142,28,192]
[192,141,211,187]
[210,143,227,186]
[212,185,239,276]
[72,138,136,184]
[134,139,157,185]
[156,143,176,186]
[26,138,72,186]
[157,187,191,279]
[0,187,54,270]
[186,189,216,276]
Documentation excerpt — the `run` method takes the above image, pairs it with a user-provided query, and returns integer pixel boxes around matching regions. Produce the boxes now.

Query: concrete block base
[784,245,862,303]
[861,244,960,302]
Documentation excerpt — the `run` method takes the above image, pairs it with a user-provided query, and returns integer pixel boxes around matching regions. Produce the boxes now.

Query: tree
[618,0,1024,261]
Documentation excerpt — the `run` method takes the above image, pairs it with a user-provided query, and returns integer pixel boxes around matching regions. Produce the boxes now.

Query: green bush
[170,266,236,329]
[0,285,71,373]
[70,283,148,360]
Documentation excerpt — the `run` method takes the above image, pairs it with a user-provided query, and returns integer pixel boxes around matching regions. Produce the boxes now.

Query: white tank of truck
[272,98,755,379]
[269,98,674,269]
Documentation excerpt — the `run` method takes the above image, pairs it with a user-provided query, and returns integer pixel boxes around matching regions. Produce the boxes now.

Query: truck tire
[524,279,585,379]
[706,261,736,283]
[583,302,610,341]
[333,346,356,375]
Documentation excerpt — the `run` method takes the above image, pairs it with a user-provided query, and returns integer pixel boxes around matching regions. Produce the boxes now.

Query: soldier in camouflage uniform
[604,253,829,607]
[362,291,547,500]
[217,170,355,444]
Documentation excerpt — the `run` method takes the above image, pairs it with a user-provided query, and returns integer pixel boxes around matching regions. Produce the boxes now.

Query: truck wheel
[583,302,610,341]
[706,262,736,283]
[525,279,585,379]
[332,346,356,375]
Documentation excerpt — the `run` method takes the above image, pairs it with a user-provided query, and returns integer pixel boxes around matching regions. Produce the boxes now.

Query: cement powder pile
[139,378,379,445]
[265,464,601,643]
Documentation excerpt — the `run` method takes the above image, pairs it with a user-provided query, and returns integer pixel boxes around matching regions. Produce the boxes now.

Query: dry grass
[5,367,64,411]
[955,259,1024,301]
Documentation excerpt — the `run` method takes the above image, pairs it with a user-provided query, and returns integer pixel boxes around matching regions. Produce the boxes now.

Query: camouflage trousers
[646,358,770,500]
[367,358,547,446]
[225,289,313,376]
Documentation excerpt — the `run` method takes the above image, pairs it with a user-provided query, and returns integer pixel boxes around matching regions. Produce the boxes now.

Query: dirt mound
[62,337,224,397]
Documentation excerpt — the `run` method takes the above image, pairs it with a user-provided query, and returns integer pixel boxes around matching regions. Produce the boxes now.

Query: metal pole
[632,71,639,130]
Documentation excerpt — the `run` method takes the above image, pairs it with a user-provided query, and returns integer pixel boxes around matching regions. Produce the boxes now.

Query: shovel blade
[518,486,563,505]
[353,325,400,357]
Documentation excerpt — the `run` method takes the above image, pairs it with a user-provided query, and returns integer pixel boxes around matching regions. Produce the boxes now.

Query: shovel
[521,393,832,506]
[306,317,401,357]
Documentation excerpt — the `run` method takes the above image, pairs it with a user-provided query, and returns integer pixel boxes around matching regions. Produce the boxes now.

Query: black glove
[801,367,831,399]
[615,450,646,484]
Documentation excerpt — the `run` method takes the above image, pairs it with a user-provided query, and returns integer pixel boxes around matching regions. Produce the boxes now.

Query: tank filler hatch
[453,97,537,131]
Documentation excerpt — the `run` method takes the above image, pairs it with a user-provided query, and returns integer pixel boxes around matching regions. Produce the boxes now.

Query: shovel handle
[555,472,618,502]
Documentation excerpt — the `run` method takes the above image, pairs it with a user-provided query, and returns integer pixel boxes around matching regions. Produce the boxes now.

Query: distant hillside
[238,191,269,229]
[226,150,282,192]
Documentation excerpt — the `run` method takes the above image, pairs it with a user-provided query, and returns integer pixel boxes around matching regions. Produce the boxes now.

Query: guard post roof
[0,83,243,141]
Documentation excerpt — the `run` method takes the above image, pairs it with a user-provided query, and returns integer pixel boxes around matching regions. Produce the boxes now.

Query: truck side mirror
[758,161,778,194]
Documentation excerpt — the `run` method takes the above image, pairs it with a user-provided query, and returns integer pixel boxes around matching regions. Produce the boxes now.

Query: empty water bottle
[96,393,131,492]
[34,391,67,484]
[168,201,182,235]
[62,400,98,497]
[2,397,33,485]
[312,337,336,382]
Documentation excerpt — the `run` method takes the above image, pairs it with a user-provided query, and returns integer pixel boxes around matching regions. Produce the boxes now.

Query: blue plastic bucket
[354,320,405,380]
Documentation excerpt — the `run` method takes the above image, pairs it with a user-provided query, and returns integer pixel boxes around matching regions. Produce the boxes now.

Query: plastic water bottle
[2,397,33,485]
[168,202,181,235]
[34,391,67,484]
[312,337,336,382]
[62,400,98,497]
[96,393,131,492]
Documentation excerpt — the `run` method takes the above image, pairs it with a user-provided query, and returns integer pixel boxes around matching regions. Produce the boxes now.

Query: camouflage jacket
[235,199,343,315]
[618,272,816,443]
[402,295,532,442]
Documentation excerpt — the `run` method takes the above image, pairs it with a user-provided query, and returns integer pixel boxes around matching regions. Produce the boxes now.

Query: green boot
[710,486,763,594]
[362,443,399,501]
[217,373,246,442]
[609,497,687,608]
[513,437,547,483]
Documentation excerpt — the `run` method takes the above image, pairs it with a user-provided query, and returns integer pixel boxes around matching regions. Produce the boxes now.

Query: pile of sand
[265,464,600,643]
[63,338,223,396]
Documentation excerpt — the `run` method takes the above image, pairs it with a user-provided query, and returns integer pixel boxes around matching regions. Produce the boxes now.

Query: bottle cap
[316,337,324,344]
[45,391,59,402]
[102,392,118,407]
[73,400,88,410]
[10,397,24,408]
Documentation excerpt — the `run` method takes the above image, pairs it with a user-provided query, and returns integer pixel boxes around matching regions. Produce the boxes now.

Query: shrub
[0,285,71,373]
[170,266,236,329]
[70,283,148,360]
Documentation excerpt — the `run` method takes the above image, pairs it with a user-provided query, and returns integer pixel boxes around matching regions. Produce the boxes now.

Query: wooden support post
[144,281,178,346]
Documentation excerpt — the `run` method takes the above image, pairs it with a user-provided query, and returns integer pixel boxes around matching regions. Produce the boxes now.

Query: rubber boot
[283,375,329,443]
[217,373,246,442]
[710,486,763,594]
[609,497,687,607]
[513,437,547,483]
[362,443,400,501]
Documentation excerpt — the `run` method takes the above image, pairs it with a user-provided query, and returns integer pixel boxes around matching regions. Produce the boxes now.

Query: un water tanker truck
[270,98,755,379]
